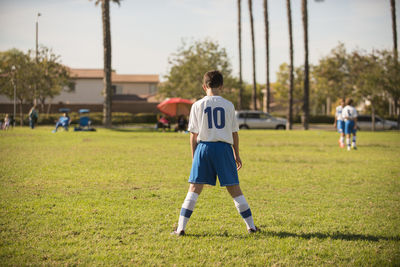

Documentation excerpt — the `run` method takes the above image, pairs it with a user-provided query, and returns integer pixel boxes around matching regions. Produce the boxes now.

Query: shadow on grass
[109,127,173,133]
[185,230,400,242]
[262,230,400,242]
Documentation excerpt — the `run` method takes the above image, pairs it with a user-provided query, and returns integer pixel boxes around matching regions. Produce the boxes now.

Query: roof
[68,68,159,83]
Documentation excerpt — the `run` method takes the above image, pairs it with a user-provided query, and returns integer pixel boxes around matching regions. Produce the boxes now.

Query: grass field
[0,127,399,266]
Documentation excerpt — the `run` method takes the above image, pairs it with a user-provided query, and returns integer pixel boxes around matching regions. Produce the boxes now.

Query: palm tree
[238,0,243,110]
[248,0,257,110]
[92,0,120,128]
[302,0,309,130]
[390,0,399,127]
[264,0,270,113]
[286,0,294,130]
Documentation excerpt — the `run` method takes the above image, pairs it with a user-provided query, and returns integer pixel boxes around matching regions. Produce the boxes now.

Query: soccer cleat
[248,226,260,234]
[340,143,345,148]
[347,146,351,151]
[171,229,185,236]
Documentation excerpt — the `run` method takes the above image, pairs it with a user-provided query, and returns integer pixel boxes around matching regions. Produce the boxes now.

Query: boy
[172,70,258,236]
[333,98,345,148]
[342,98,358,151]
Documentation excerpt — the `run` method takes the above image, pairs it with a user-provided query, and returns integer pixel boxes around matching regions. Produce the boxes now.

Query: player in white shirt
[172,70,258,236]
[334,99,345,148]
[342,98,358,151]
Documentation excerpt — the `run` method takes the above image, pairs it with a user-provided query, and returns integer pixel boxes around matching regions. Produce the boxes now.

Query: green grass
[0,127,399,266]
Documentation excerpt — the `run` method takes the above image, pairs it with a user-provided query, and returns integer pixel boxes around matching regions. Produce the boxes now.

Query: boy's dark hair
[203,70,223,89]
[346,98,353,106]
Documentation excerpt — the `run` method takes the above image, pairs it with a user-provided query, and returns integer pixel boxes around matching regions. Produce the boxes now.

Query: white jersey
[188,95,239,144]
[335,105,344,121]
[342,105,358,121]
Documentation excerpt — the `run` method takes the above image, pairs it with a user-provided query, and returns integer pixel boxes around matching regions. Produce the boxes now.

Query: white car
[357,115,398,130]
[236,110,286,129]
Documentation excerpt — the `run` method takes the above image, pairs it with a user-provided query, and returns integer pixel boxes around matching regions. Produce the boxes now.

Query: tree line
[0,47,73,125]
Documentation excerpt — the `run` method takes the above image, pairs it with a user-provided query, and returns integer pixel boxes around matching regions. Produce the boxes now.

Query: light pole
[11,65,16,127]
[35,12,41,106]
[36,13,41,62]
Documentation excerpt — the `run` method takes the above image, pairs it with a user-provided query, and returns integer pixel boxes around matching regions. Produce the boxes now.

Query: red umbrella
[157,98,194,117]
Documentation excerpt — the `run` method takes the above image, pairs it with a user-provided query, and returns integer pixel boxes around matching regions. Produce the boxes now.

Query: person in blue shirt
[52,113,70,133]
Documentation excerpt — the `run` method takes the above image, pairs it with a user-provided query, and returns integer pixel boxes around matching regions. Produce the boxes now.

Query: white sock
[352,136,356,146]
[340,136,344,144]
[177,192,198,232]
[233,195,255,230]
[346,138,351,148]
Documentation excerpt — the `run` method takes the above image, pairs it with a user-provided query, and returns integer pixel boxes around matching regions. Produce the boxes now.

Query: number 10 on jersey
[204,107,225,129]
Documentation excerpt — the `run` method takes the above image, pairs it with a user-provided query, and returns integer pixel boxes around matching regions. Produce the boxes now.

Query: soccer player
[342,98,358,151]
[333,98,345,148]
[172,70,258,236]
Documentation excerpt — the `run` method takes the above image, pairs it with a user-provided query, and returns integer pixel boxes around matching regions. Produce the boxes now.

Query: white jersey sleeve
[188,104,199,133]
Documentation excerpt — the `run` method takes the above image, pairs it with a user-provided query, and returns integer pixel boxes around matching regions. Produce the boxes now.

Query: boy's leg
[176,183,203,233]
[340,133,345,148]
[346,133,351,151]
[226,185,256,231]
[352,132,357,149]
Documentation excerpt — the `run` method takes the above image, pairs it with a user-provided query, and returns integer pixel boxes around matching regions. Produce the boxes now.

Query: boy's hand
[235,156,242,171]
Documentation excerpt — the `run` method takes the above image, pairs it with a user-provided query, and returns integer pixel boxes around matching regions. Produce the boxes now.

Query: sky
[0,0,399,84]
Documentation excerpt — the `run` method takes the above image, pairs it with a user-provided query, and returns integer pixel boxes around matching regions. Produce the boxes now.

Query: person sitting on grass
[157,115,170,132]
[171,70,258,236]
[52,113,70,133]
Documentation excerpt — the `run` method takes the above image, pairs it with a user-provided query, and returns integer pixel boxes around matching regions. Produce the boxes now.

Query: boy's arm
[190,132,198,159]
[232,132,242,170]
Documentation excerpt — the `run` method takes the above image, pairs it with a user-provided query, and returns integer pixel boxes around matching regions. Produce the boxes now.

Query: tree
[263,0,271,113]
[313,44,354,105]
[248,0,257,110]
[159,39,239,104]
[301,0,310,129]
[92,0,121,128]
[0,49,36,125]
[237,0,243,110]
[349,51,385,131]
[34,46,74,114]
[286,0,294,129]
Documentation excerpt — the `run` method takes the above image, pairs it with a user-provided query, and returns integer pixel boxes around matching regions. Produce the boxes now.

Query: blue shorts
[344,120,356,135]
[189,142,239,187]
[337,120,344,133]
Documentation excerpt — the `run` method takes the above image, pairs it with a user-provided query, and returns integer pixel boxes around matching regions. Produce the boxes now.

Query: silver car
[236,110,286,129]
[357,115,398,130]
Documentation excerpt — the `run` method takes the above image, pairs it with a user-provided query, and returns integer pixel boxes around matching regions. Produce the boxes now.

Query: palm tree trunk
[264,0,270,113]
[286,0,294,130]
[302,0,310,130]
[102,0,112,128]
[238,0,243,110]
[390,0,400,128]
[248,0,257,110]
[391,0,398,61]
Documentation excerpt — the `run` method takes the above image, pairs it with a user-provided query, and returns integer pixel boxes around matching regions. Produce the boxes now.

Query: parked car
[357,115,398,130]
[235,110,286,129]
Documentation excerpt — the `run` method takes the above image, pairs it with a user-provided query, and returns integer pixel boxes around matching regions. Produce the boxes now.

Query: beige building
[0,68,160,114]
[53,68,159,104]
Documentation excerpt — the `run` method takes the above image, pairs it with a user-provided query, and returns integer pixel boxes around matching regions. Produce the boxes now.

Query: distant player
[333,98,345,148]
[342,98,358,151]
[171,70,258,236]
